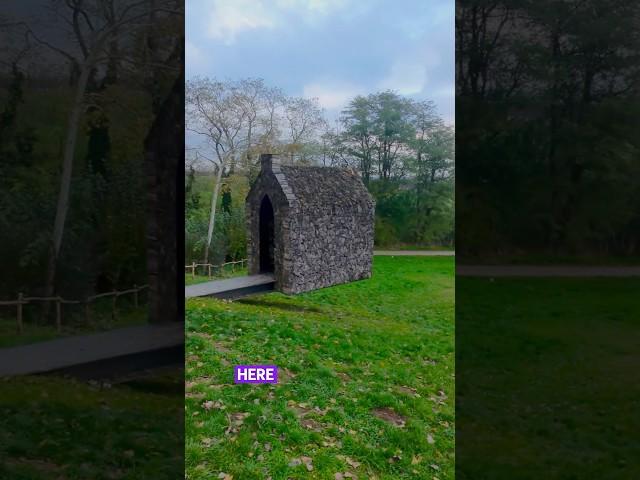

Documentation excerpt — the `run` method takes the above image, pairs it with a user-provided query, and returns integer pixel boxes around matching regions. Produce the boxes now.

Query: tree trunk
[42,62,92,308]
[204,163,224,264]
[145,72,183,324]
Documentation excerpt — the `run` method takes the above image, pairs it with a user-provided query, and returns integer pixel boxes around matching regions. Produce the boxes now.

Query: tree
[456,0,640,256]
[145,71,183,324]
[339,95,376,183]
[4,0,181,304]
[283,96,326,164]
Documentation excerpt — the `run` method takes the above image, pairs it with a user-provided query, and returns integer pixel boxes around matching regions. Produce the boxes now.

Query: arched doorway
[259,195,275,273]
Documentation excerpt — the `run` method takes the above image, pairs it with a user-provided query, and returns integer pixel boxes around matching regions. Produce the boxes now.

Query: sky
[186,0,454,124]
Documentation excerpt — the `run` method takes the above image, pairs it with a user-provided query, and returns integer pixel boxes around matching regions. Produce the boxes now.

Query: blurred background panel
[0,1,184,478]
[456,1,640,478]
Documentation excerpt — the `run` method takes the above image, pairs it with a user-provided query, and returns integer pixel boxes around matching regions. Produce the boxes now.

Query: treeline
[185,78,454,263]
[457,0,640,258]
[0,1,181,302]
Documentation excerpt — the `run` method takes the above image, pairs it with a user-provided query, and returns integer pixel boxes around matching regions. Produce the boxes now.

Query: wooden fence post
[192,262,196,278]
[112,291,118,323]
[55,297,62,333]
[17,292,23,334]
[84,300,91,326]
[208,264,212,279]
[134,284,139,308]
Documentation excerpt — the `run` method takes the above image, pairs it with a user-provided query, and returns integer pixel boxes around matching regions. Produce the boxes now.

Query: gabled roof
[278,165,373,211]
[257,154,374,213]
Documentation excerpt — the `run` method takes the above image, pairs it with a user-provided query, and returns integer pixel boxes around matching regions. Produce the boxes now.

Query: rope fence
[185,259,247,279]
[0,284,149,335]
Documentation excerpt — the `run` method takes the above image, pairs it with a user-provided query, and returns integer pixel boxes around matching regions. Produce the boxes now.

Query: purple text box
[234,365,278,384]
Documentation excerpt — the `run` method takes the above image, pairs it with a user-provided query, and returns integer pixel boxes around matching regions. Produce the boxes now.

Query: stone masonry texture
[246,154,375,294]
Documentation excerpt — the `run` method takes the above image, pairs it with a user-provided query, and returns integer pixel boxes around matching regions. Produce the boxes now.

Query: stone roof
[276,165,373,211]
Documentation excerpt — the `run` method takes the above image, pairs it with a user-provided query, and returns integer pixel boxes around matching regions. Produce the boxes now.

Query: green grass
[375,244,454,251]
[0,370,184,479]
[457,277,640,479]
[185,256,454,479]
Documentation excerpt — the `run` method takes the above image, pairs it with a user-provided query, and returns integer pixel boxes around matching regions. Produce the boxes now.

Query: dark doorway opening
[259,195,275,273]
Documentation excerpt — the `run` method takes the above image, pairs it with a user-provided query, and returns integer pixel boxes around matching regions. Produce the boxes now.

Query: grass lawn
[0,371,184,479]
[185,256,454,479]
[375,245,454,252]
[457,277,640,479]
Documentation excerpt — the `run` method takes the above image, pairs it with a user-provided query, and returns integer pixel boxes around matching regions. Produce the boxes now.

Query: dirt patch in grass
[372,407,406,427]
[300,417,324,431]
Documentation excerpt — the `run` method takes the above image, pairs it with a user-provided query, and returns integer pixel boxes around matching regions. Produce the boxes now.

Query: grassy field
[376,245,454,252]
[0,371,184,480]
[457,276,640,479]
[185,256,454,480]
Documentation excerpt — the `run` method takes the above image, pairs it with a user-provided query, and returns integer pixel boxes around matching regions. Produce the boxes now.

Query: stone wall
[246,154,375,294]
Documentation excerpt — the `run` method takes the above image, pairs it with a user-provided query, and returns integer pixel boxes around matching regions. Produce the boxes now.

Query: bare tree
[186,77,252,263]
[4,0,180,304]
[283,96,325,163]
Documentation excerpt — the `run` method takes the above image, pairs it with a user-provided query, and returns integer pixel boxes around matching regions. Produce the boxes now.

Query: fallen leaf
[345,457,360,468]
[301,418,323,431]
[427,433,435,444]
[201,437,220,447]
[396,385,418,396]
[202,400,224,411]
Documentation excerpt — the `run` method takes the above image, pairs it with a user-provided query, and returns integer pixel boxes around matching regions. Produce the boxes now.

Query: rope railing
[185,259,247,279]
[0,284,149,335]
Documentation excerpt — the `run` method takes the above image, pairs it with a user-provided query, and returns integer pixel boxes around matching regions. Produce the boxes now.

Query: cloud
[185,40,208,74]
[205,0,352,44]
[276,0,349,14]
[378,61,428,95]
[206,0,277,45]
[302,81,365,111]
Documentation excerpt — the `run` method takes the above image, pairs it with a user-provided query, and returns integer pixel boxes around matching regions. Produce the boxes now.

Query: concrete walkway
[457,265,640,277]
[185,274,275,299]
[374,250,455,256]
[0,323,184,377]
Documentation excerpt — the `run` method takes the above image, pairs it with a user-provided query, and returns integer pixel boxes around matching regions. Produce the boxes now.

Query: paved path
[457,265,640,277]
[0,323,183,377]
[374,250,455,256]
[185,274,275,299]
